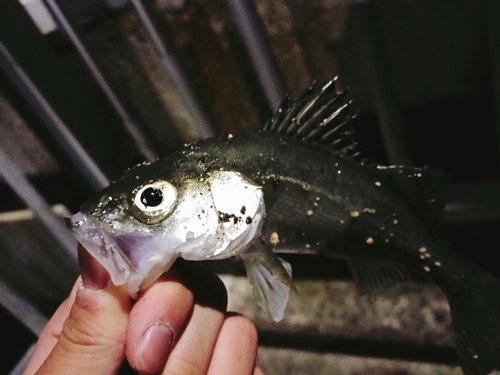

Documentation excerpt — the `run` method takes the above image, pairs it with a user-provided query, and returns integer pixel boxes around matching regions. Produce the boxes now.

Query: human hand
[23,245,263,375]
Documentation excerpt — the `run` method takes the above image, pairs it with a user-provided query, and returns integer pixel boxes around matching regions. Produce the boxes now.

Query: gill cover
[178,171,266,260]
[71,171,266,296]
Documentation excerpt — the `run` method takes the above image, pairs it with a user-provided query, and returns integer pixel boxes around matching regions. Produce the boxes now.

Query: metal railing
[1,0,499,373]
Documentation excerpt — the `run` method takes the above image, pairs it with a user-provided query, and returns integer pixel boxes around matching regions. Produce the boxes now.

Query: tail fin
[444,269,500,375]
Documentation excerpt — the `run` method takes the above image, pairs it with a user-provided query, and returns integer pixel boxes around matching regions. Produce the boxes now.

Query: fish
[70,79,500,375]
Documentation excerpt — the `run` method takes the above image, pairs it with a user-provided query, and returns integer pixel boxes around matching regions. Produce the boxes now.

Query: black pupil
[141,187,163,207]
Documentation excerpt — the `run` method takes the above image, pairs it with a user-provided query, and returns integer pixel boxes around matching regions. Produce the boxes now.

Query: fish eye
[140,187,163,207]
[132,180,177,224]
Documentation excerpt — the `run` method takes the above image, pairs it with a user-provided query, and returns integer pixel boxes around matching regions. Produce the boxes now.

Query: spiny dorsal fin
[374,165,450,228]
[262,79,359,158]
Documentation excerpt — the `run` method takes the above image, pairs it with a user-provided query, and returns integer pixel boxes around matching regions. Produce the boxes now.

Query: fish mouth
[70,212,178,296]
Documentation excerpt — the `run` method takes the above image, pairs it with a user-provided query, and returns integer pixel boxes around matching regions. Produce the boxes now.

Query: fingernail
[78,244,109,291]
[136,324,174,375]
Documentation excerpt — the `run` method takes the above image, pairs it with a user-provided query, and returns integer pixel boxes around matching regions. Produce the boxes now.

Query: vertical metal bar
[350,0,411,165]
[9,343,36,375]
[42,0,158,162]
[485,0,500,165]
[0,43,109,191]
[130,0,215,140]
[0,147,78,271]
[284,0,319,79]
[225,0,286,110]
[0,277,48,337]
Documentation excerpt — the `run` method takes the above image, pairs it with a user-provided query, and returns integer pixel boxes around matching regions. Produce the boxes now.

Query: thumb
[25,246,132,375]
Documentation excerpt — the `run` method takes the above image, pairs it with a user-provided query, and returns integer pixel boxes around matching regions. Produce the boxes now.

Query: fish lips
[70,212,178,296]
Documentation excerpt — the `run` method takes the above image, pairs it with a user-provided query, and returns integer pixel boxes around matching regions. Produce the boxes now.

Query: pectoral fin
[240,240,295,321]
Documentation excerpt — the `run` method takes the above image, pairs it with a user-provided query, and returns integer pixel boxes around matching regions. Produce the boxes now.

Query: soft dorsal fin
[374,165,450,228]
[262,79,359,158]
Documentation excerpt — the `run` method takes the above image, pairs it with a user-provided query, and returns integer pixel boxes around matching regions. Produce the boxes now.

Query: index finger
[125,266,195,374]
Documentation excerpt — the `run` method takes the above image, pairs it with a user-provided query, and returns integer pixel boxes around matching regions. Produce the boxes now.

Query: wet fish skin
[162,132,450,273]
[74,81,500,375]
[180,133,432,262]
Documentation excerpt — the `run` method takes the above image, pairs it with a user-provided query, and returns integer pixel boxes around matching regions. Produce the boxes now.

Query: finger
[126,267,194,375]
[254,367,266,375]
[27,246,132,375]
[23,281,79,374]
[162,268,228,375]
[207,313,258,375]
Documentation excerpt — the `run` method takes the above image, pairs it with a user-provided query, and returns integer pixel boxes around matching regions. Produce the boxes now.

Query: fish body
[71,81,500,375]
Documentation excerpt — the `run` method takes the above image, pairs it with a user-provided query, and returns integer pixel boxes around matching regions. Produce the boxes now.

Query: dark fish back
[175,81,500,374]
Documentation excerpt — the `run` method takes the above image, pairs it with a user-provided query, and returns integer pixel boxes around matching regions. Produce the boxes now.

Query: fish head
[70,167,265,296]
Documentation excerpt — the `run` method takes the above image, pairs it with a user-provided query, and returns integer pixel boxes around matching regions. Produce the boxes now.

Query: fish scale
[71,80,500,375]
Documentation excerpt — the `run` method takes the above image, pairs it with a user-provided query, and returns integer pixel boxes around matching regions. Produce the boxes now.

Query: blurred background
[1,0,500,373]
